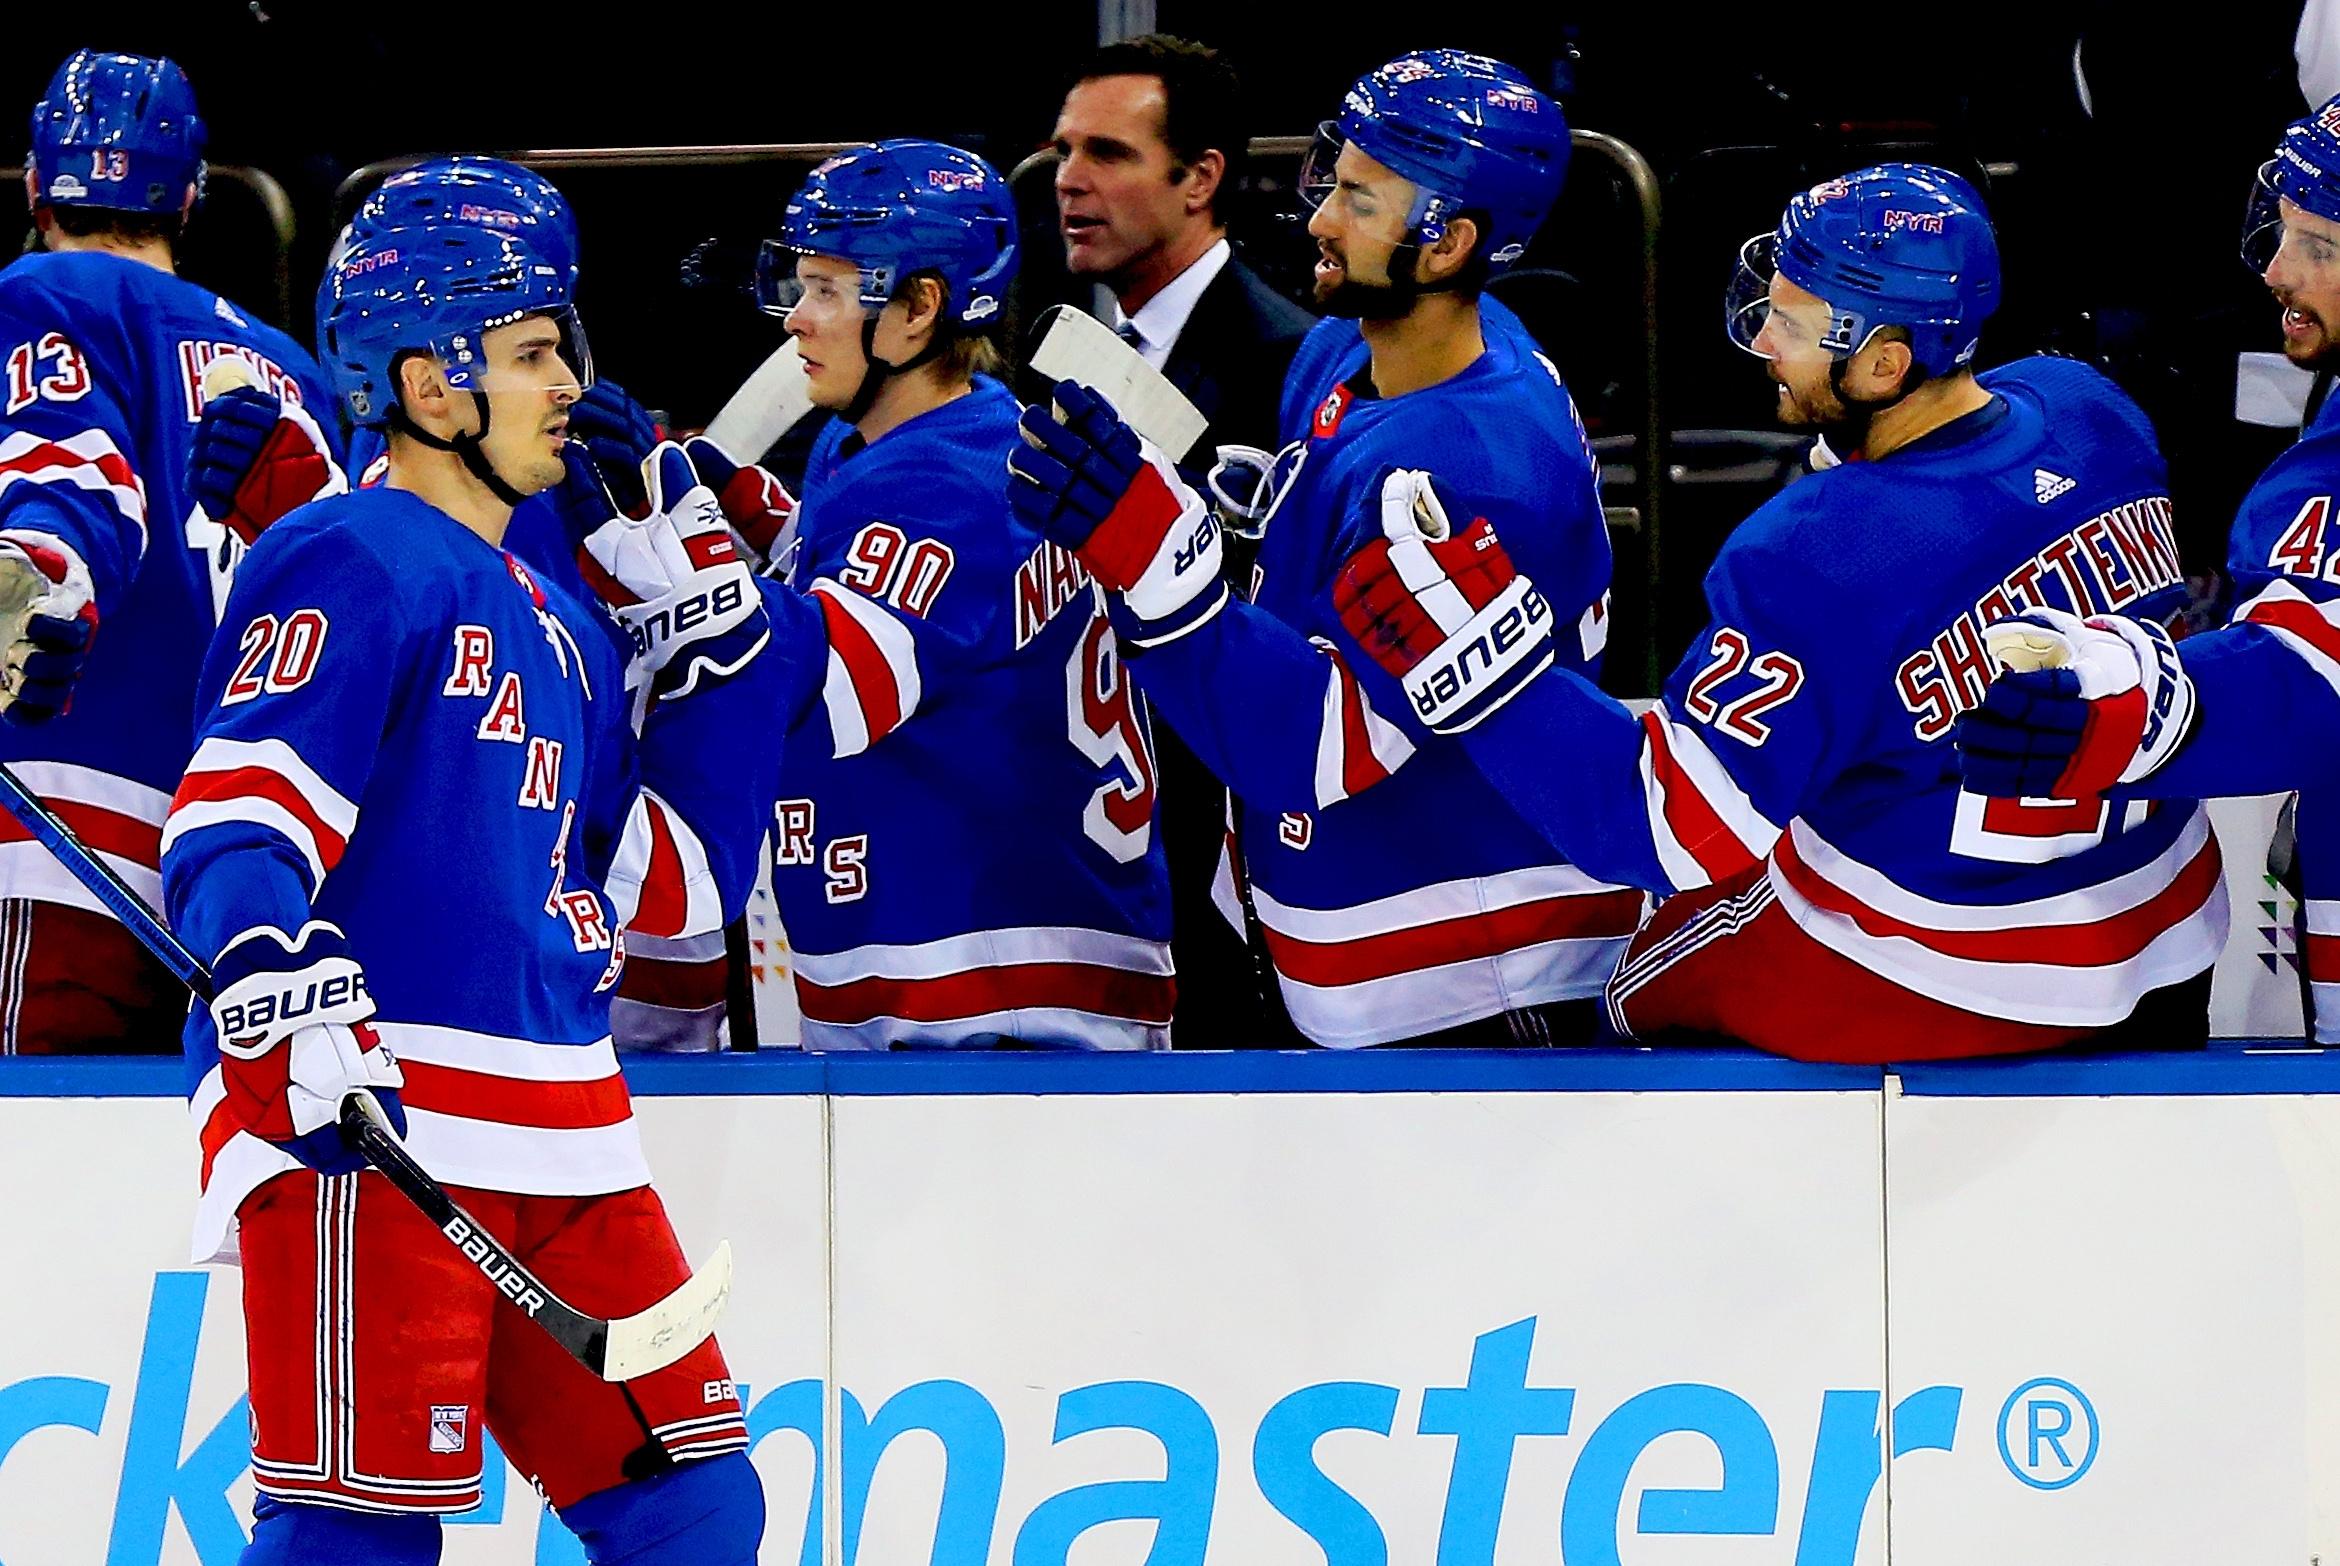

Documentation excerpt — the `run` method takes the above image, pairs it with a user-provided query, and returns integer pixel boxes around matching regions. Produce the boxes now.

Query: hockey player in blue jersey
[0,49,344,1052]
[190,156,744,1048]
[1959,100,2340,1019]
[1327,164,2228,1062]
[1010,49,1639,1047]
[2199,100,2340,1038]
[193,156,663,598]
[737,139,1175,1048]
[159,222,778,1563]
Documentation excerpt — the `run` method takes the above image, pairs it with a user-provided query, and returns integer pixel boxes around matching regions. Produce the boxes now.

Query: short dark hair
[1072,34,1246,221]
[47,205,180,247]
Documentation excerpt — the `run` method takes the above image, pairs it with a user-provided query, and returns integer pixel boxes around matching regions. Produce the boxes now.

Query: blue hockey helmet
[756,139,1019,328]
[1725,162,2000,378]
[318,224,591,429]
[1298,49,1569,271]
[27,50,206,216]
[354,156,580,290]
[2243,99,2340,273]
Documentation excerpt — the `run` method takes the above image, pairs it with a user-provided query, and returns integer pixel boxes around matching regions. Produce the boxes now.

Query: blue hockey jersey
[161,486,783,1260]
[1449,356,2227,1030]
[762,379,1175,1049]
[2221,387,2340,1038]
[1126,297,1637,1047]
[0,250,340,924]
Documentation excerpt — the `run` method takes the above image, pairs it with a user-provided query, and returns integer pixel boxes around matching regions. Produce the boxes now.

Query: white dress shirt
[1110,237,1232,371]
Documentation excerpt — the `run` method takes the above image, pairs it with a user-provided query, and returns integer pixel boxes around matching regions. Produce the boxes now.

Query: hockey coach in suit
[1048,33,1316,1047]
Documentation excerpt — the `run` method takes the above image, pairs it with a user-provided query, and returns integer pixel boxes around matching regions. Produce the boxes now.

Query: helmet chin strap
[1317,235,1467,322]
[391,392,528,507]
[1819,349,1928,458]
[841,313,949,425]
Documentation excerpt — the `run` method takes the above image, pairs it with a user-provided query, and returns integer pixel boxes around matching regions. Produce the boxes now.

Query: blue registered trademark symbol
[1996,1377,2098,1489]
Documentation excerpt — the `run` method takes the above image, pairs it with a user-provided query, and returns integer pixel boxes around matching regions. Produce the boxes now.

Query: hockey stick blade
[0,763,733,1383]
[703,339,814,460]
[341,1103,732,1380]
[1027,305,1208,461]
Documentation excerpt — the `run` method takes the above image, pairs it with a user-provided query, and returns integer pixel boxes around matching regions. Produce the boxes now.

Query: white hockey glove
[0,530,97,726]
[1955,607,2199,800]
[210,920,404,1176]
[574,442,771,705]
[1333,469,1555,734]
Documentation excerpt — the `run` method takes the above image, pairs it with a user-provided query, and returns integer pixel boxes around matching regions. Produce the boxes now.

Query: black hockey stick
[0,761,730,1381]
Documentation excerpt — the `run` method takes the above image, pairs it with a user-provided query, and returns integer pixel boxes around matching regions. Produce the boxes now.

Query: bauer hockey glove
[1332,469,1555,735]
[1954,607,2199,800]
[209,920,404,1177]
[1008,378,1226,648]
[567,376,663,517]
[189,385,348,546]
[0,531,97,725]
[574,442,770,707]
[680,435,798,568]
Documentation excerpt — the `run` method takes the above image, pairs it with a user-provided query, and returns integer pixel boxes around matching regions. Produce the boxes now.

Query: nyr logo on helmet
[926,167,986,193]
[1381,58,1439,84]
[338,246,401,278]
[2318,102,2340,137]
[1485,85,1542,113]
[457,203,523,231]
[1808,178,1851,202]
[1882,209,1948,235]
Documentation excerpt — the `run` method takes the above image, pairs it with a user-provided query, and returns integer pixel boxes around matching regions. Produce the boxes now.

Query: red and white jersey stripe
[1311,642,1415,808]
[1250,865,1646,1047]
[190,1025,648,1264]
[2235,579,2340,699]
[1636,704,1783,894]
[1578,590,1611,663]
[2301,897,2340,1045]
[604,787,721,941]
[0,427,147,552]
[810,579,921,757]
[791,924,1173,1051]
[163,734,357,893]
[1767,810,2229,1026]
[0,759,168,914]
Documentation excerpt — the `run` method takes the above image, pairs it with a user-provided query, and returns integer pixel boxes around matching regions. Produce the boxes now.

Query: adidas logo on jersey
[2034,468,2076,503]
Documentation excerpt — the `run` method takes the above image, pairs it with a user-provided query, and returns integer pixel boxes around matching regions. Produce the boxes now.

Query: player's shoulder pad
[227,491,420,625]
[2232,418,2340,551]
[1709,469,1885,610]
[1981,352,2154,433]
[1280,317,1368,432]
[0,251,145,349]
[814,379,1025,557]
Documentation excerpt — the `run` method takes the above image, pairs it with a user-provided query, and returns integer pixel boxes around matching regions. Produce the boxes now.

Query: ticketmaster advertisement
[1,1072,2335,1563]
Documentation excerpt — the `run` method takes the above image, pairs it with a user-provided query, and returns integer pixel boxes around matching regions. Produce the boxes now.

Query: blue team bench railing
[3,1041,2337,1100]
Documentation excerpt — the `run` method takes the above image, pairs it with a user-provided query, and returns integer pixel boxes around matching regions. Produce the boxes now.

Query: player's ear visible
[1421,215,1479,284]
[397,355,452,425]
[21,169,37,219]
[1867,335,1916,396]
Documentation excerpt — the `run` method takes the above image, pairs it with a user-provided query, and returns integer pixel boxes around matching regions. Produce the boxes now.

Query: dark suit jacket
[1159,250,1317,461]
[1145,250,1317,1048]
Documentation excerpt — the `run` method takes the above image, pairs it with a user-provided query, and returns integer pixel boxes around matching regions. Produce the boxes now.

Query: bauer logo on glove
[216,967,372,1054]
[1334,469,1555,734]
